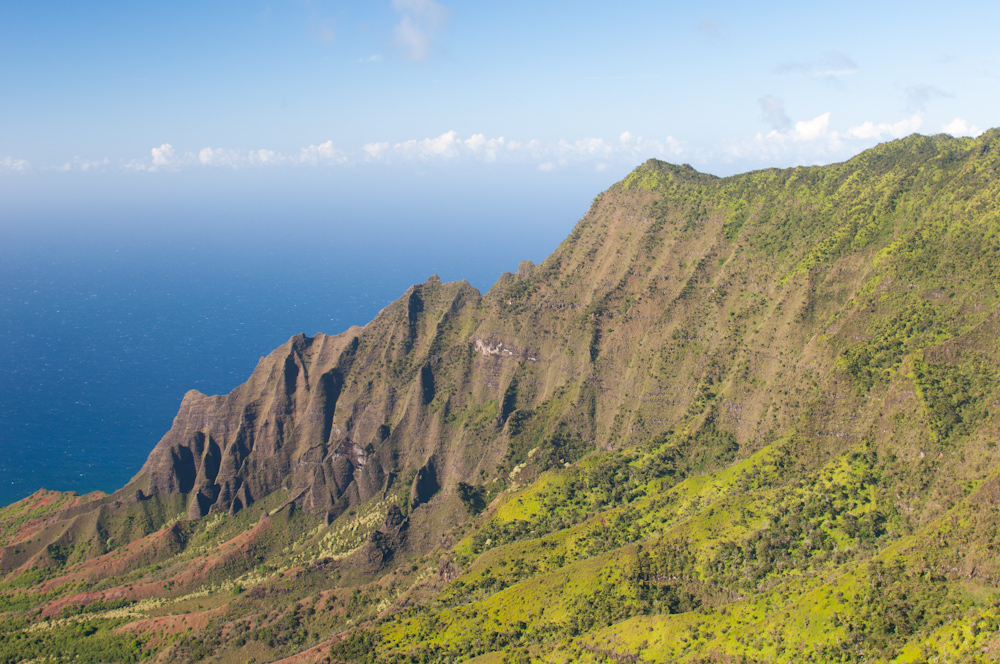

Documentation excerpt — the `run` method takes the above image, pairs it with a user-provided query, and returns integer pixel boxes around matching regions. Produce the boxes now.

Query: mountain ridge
[2,130,1000,663]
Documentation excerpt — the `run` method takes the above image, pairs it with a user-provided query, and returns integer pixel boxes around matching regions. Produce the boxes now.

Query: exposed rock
[125,277,483,524]
[355,504,409,572]
[409,460,439,509]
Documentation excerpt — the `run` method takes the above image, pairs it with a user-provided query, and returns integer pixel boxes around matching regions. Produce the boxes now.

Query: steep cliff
[127,275,489,521]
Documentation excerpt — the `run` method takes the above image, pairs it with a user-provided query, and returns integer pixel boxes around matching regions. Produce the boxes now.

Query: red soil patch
[38,516,272,607]
[32,492,64,508]
[12,520,48,545]
[115,605,228,645]
[1,491,101,552]
[39,571,182,613]
[12,489,93,511]
[38,518,272,617]
[15,490,102,515]
[166,516,272,588]
[39,587,138,619]
[310,589,349,614]
[270,636,340,664]
[271,621,375,664]
[37,523,185,592]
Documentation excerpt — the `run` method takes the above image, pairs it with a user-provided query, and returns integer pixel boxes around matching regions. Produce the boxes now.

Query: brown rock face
[129,276,485,521]
[135,329,372,519]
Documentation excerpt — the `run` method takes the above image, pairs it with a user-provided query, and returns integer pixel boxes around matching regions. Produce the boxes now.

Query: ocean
[0,168,604,506]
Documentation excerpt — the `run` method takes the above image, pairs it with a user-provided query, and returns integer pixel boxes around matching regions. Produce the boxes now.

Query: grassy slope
[2,131,1000,663]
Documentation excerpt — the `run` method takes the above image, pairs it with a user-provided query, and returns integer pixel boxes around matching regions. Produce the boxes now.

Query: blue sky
[1,0,996,183]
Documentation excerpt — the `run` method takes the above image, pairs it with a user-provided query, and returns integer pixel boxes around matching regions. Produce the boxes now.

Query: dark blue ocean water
[0,168,608,506]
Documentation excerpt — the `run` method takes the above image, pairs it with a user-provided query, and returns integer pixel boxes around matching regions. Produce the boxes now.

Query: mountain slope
[2,130,1000,664]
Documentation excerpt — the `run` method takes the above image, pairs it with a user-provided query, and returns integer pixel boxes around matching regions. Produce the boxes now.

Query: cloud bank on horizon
[4,111,985,177]
[0,1,996,180]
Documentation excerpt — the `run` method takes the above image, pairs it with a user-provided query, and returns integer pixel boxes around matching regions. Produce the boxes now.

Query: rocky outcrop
[127,276,487,522]
[356,504,409,572]
[131,329,372,519]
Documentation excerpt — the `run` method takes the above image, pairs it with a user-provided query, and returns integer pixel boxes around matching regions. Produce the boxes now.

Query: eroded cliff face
[135,330,365,519]
[130,276,488,522]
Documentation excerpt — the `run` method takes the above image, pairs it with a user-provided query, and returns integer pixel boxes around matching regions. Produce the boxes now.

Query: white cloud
[151,143,175,167]
[394,16,428,60]
[198,147,239,166]
[249,149,279,165]
[846,113,923,140]
[17,133,671,177]
[1,156,30,172]
[464,133,487,151]
[127,144,183,171]
[50,114,975,179]
[942,117,983,137]
[617,131,686,161]
[463,133,506,161]
[395,130,460,159]
[195,147,287,168]
[363,142,390,160]
[721,110,952,173]
[748,112,836,152]
[47,156,110,172]
[392,0,450,61]
[659,136,686,158]
[727,112,838,166]
[299,140,347,164]
[505,139,543,158]
[791,112,831,141]
[134,144,307,170]
[117,131,690,173]
[557,137,614,159]
[76,157,109,172]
